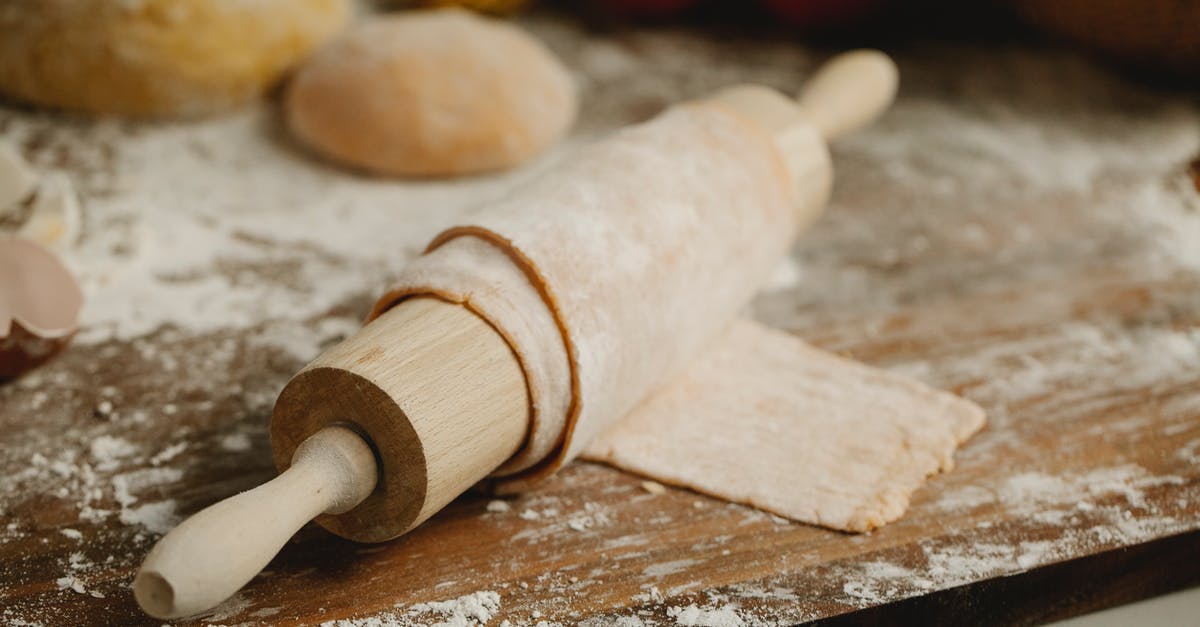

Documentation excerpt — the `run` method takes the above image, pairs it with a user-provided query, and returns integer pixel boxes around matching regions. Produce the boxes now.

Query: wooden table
[2,10,1199,626]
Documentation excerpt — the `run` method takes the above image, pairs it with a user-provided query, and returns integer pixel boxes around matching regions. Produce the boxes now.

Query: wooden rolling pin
[133,50,899,619]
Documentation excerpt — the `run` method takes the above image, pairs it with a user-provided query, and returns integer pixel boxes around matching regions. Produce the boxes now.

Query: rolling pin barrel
[272,297,530,542]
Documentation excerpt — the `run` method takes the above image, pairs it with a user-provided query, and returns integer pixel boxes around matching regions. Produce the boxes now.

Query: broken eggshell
[0,236,84,379]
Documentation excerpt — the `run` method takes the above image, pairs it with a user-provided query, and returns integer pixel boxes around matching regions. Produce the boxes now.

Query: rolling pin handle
[796,49,899,141]
[132,425,378,619]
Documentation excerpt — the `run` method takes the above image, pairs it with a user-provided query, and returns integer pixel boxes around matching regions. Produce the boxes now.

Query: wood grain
[2,10,1199,627]
[273,297,528,542]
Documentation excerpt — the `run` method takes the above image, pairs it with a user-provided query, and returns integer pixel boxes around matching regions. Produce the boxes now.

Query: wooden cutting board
[2,11,1198,626]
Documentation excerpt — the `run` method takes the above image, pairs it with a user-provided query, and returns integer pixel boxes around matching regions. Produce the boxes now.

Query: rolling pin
[133,50,899,619]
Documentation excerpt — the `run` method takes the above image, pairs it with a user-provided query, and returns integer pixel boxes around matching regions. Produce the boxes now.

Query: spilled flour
[833,462,1196,611]
[1,106,559,349]
[321,591,502,627]
[667,603,746,627]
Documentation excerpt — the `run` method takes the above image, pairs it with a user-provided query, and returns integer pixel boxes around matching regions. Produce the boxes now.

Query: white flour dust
[2,105,560,349]
[321,591,502,627]
[833,462,1196,610]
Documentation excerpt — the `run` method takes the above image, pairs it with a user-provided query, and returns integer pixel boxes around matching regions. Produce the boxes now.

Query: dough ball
[285,9,578,177]
[0,0,351,118]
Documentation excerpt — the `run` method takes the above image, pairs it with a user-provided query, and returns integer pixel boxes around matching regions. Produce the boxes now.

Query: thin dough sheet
[583,319,985,533]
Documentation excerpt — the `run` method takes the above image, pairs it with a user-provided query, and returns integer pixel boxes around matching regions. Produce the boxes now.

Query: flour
[829,462,1196,608]
[410,590,502,626]
[564,502,613,533]
[2,105,554,349]
[643,559,700,578]
[194,592,254,624]
[88,435,137,470]
[666,603,746,627]
[118,500,178,535]
[148,441,187,466]
[219,432,252,452]
[321,591,502,627]
[54,575,88,595]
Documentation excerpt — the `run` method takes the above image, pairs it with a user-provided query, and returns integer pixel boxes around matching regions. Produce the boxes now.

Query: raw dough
[375,102,802,481]
[372,97,983,530]
[0,0,350,117]
[285,9,577,177]
[583,320,985,532]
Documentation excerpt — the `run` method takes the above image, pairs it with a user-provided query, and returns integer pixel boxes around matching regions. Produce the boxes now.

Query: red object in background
[763,0,882,27]
[594,0,701,18]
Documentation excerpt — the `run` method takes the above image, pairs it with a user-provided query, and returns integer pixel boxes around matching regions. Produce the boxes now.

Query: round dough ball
[285,9,578,177]
[0,0,351,118]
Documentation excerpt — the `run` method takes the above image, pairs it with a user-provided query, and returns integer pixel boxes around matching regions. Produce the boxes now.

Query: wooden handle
[796,49,898,141]
[706,50,897,227]
[133,426,377,619]
[134,298,528,618]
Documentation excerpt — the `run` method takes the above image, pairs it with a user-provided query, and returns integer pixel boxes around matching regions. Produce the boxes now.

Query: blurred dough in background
[0,0,351,118]
[285,8,578,177]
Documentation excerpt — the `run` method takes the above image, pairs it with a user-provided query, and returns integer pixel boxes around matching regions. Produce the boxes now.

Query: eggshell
[0,237,84,379]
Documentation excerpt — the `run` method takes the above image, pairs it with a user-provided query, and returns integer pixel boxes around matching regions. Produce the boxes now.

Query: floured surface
[584,320,984,533]
[1,8,1200,627]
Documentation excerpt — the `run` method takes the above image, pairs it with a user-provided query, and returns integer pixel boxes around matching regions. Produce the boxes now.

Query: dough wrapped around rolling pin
[133,52,984,622]
[371,97,984,531]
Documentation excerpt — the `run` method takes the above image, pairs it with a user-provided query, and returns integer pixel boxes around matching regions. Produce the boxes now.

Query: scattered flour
[667,603,745,627]
[0,104,552,347]
[219,432,253,452]
[410,591,502,626]
[148,442,187,466]
[193,592,254,623]
[643,559,700,578]
[118,500,178,535]
[564,502,613,533]
[320,591,502,627]
[88,435,137,471]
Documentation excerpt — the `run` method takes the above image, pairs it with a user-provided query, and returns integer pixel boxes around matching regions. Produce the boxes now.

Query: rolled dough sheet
[373,100,984,530]
[430,103,811,490]
[583,319,986,532]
